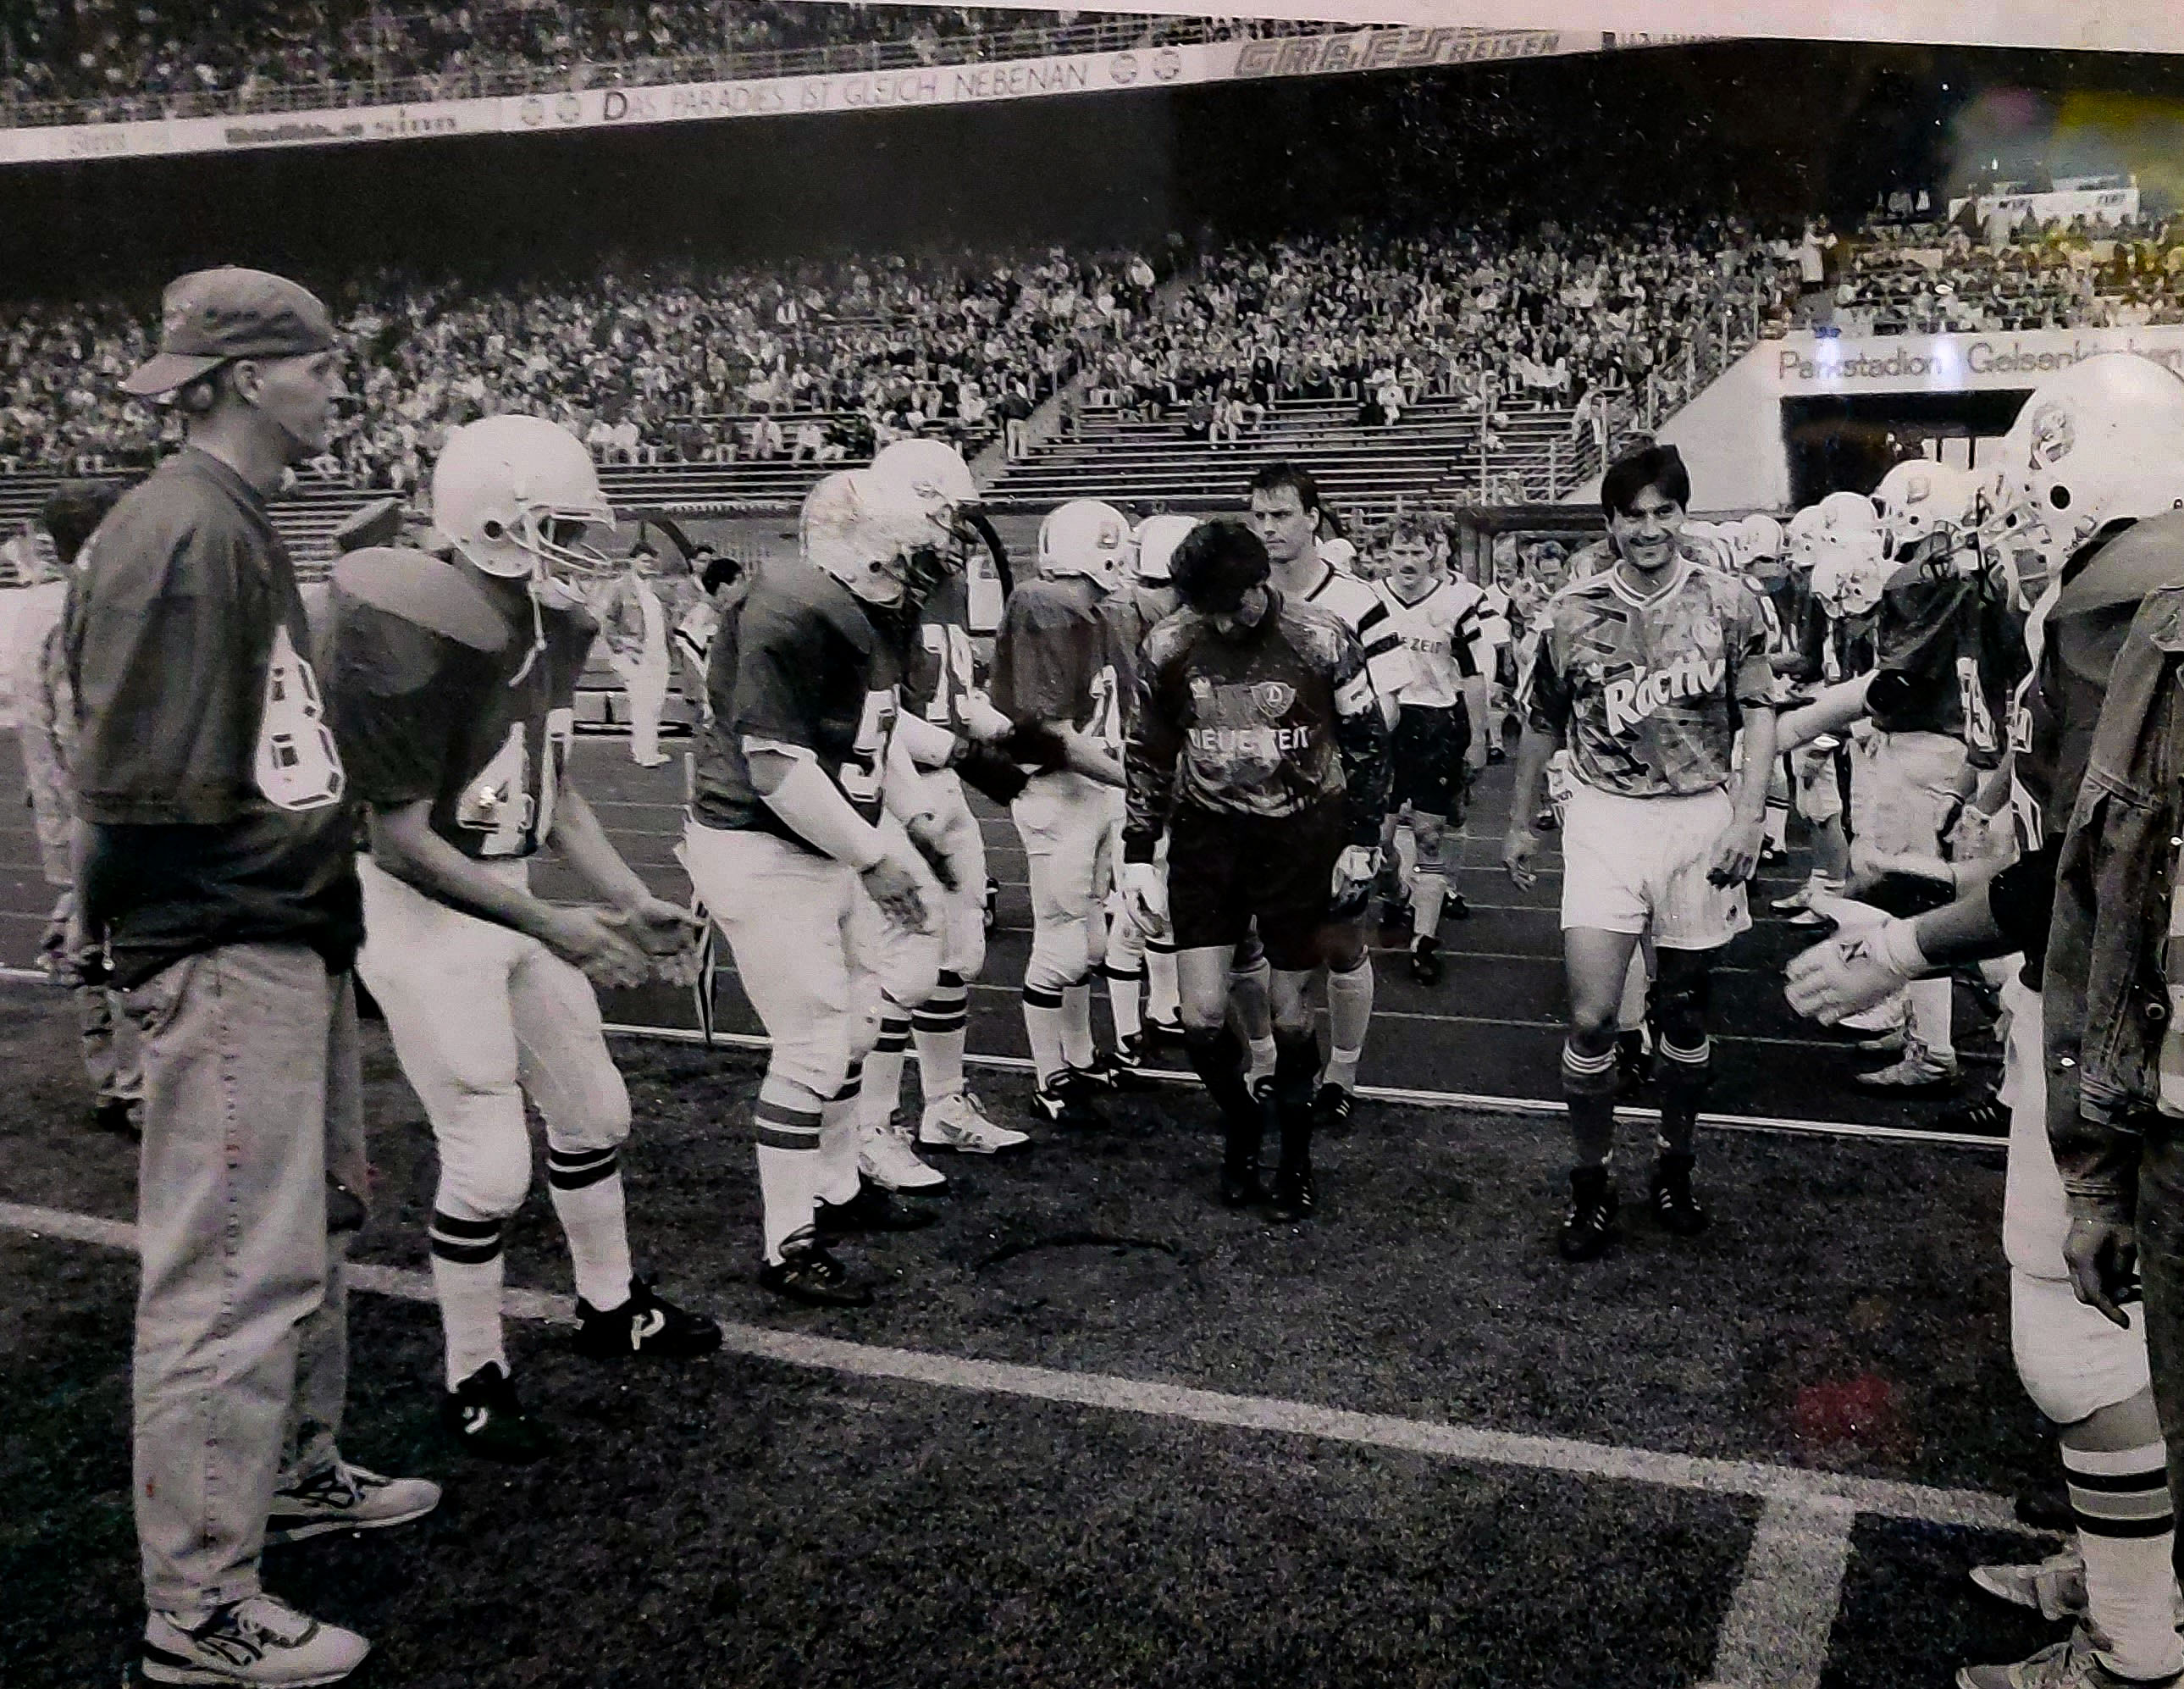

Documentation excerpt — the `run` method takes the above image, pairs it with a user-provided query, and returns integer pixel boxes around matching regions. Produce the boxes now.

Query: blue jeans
[127,944,368,1622]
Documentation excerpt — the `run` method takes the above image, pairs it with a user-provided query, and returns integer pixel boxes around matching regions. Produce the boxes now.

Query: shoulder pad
[2058,512,2184,622]
[333,548,511,654]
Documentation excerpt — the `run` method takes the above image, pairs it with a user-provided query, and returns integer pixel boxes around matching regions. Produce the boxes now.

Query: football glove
[1329,845,1380,921]
[998,719,1071,774]
[952,739,1032,806]
[1120,860,1169,941]
[1784,918,1927,1025]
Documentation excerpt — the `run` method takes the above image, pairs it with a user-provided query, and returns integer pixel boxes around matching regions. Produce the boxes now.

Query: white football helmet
[1810,526,1888,617]
[870,437,982,548]
[1872,459,1977,565]
[1784,504,1827,572]
[1131,515,1196,585]
[1816,490,1883,545]
[1979,352,2184,607]
[800,468,950,607]
[432,414,616,584]
[1037,499,1131,592]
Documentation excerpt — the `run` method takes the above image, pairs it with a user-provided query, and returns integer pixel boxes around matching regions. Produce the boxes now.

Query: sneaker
[1408,935,1442,985]
[1648,1153,1709,1237]
[814,1177,938,1235]
[1771,883,1816,914]
[573,1276,723,1360]
[1559,1168,1619,1262]
[141,1595,369,1686]
[1030,1072,1103,1128]
[264,1459,440,1546]
[859,1116,949,1193]
[1142,1013,1186,1044]
[919,1090,1030,1154]
[441,1363,556,1465]
[1267,1162,1318,1222]
[1110,1033,1158,1088]
[1076,1049,1153,1093]
[1855,1052,1959,1094]
[758,1232,873,1309]
[1446,891,1470,922]
[1970,1548,2087,1622]
[1311,1083,1355,1138]
[1939,1093,2010,1136]
[1955,1627,2177,1689]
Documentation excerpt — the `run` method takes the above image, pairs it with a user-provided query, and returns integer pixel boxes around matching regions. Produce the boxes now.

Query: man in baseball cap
[121,265,336,397]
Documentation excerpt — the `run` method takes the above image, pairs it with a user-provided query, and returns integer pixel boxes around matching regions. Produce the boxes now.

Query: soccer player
[71,268,434,1688]
[324,415,722,1464]
[991,499,1136,1125]
[1788,352,2184,1689]
[1503,444,1778,1261]
[683,468,958,1309]
[1370,518,1491,983]
[1121,518,1391,1221]
[1247,462,1410,1136]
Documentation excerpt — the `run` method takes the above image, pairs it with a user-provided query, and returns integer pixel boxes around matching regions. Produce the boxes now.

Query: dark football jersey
[989,575,1131,754]
[1125,591,1390,858]
[896,569,981,735]
[691,557,904,850]
[1102,581,1181,733]
[323,550,595,862]
[1870,560,2026,764]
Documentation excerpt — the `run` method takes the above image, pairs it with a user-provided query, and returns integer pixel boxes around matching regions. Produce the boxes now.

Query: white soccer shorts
[1559,781,1750,951]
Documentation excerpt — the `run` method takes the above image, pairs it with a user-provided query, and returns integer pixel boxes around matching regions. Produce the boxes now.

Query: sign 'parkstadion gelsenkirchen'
[0,25,1701,164]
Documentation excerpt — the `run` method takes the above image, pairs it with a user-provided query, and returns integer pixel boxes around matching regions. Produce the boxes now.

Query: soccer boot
[813,1176,939,1236]
[264,1459,441,1546]
[1310,1082,1356,1139]
[1647,1153,1709,1237]
[1267,1160,1319,1222]
[1110,1033,1161,1088]
[919,1089,1031,1154]
[1030,1071,1103,1129]
[1407,935,1443,985]
[1076,1048,1154,1093]
[441,1362,556,1465]
[1970,1548,2087,1622]
[574,1276,723,1360]
[1615,1028,1653,1096]
[859,1114,950,1193]
[141,1596,369,1687]
[1956,1626,2180,1689]
[1446,889,1471,922]
[757,1232,872,1310]
[1559,1167,1620,1262]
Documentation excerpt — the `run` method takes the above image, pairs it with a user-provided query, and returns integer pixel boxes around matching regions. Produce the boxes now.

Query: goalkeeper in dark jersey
[1119,518,1390,1221]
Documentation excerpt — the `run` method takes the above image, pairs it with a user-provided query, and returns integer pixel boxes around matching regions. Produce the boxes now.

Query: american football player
[683,468,957,1309]
[991,499,1136,1126]
[324,414,721,1463]
[1787,353,2184,1689]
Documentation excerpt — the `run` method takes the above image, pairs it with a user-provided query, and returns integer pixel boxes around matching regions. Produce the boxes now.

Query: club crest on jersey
[1190,675,1216,710]
[1252,680,1295,717]
[1601,653,1726,736]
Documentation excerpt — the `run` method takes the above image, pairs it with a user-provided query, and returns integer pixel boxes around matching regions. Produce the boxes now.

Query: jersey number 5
[840,688,897,819]
[255,625,346,813]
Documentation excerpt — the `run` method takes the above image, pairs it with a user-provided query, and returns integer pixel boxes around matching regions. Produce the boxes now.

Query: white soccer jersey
[1297,561,1413,701]
[1374,576,1489,708]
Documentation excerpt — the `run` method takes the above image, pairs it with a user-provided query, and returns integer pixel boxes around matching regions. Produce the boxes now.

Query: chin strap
[507,571,550,687]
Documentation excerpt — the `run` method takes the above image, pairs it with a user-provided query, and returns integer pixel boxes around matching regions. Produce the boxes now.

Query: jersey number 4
[255,625,346,813]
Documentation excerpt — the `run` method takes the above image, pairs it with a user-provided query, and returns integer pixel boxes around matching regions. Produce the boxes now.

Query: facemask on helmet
[1811,529,1888,617]
[431,414,617,589]
[1037,499,1131,592]
[870,437,983,558]
[801,468,952,608]
[1872,459,1978,572]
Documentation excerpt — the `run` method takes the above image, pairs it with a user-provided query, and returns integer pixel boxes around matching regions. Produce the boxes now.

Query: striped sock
[863,1004,914,1130]
[429,1209,508,1387]
[1656,1036,1710,1155]
[912,972,969,1104]
[816,1066,864,1207]
[2065,1440,2182,1682]
[1324,957,1374,1091]
[1023,982,1067,1088]
[1562,1040,1618,1167]
[1147,939,1180,1023]
[546,1144,632,1312]
[1061,978,1096,1071]
[1412,864,1447,940]
[1104,961,1145,1043]
[755,1083,824,1264]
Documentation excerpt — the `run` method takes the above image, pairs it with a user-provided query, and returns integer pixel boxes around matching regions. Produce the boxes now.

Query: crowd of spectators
[0,3,1291,123]
[0,247,1158,485]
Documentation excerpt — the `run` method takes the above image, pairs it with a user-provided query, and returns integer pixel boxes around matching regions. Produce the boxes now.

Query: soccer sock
[1905,975,1956,1066]
[1617,950,1651,1035]
[910,972,968,1104]
[816,1066,865,1207]
[1324,957,1374,1091]
[1103,961,1145,1043]
[1147,940,1181,1023]
[2063,1441,2182,1682]
[1060,977,1096,1070]
[1245,1035,1279,1090]
[546,1145,633,1313]
[1273,1028,1320,1172]
[755,1081,825,1264]
[1561,1040,1618,1169]
[429,1209,508,1387]
[1183,1024,1259,1164]
[862,1002,914,1130]
[1023,983,1068,1087]
[1655,1037,1709,1156]
[1413,864,1447,940]
[1763,799,1789,855]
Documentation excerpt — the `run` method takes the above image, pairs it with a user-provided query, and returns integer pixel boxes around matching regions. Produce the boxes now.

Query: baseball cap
[122,267,335,397]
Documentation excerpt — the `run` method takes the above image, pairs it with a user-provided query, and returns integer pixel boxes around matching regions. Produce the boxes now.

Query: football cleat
[1078,1047,1154,1093]
[1310,1083,1355,1138]
[141,1595,369,1687]
[1446,890,1470,921]
[919,1090,1030,1154]
[1969,1549,2087,1623]
[264,1459,441,1546]
[813,1177,939,1235]
[1408,935,1442,985]
[1031,1072,1103,1129]
[1559,1169,1619,1262]
[859,1116,949,1193]
[758,1232,873,1309]
[1955,1626,2177,1689]
[1647,1154,1709,1237]
[1939,1093,2010,1137]
[1142,1012,1186,1044]
[1111,1033,1157,1086]
[573,1276,723,1360]
[441,1362,556,1464]
[1267,1162,1319,1222]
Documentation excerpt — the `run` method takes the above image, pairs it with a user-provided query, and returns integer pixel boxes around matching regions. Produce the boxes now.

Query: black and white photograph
[5,3,2184,1684]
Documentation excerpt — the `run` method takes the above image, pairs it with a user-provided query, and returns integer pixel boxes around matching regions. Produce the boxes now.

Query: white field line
[1697,1497,1861,1689]
[0,1196,2015,1531]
